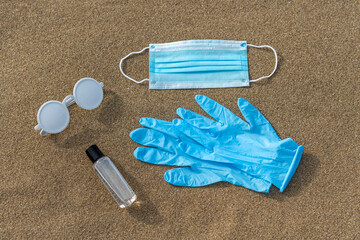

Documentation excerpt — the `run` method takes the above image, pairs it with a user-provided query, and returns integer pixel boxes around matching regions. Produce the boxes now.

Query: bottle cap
[86,145,104,163]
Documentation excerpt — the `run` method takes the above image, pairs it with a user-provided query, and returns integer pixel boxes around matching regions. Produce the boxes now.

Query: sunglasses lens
[37,101,70,134]
[74,78,103,110]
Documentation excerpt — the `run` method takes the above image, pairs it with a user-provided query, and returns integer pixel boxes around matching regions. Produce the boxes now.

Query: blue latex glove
[130,118,272,192]
[173,95,304,192]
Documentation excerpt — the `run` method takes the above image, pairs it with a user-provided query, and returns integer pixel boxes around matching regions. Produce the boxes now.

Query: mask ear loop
[119,47,149,84]
[247,44,278,83]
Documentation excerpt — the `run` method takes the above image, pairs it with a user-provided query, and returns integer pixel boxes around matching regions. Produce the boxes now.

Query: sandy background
[1,0,359,239]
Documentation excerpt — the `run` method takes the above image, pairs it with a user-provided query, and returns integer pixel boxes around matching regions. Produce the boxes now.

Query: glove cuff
[279,145,304,192]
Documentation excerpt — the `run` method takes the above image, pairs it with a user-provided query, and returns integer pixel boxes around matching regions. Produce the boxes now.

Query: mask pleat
[155,60,248,68]
[153,66,248,73]
[151,50,247,63]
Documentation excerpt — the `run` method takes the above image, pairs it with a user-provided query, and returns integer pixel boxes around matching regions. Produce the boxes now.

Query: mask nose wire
[247,44,278,83]
[119,47,150,84]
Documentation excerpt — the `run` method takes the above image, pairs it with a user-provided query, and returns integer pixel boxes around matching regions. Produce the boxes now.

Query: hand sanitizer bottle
[86,145,136,208]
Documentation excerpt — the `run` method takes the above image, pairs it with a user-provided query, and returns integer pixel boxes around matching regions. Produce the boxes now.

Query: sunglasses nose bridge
[62,95,76,107]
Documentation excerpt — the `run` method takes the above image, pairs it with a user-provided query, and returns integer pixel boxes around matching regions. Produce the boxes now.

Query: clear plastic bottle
[86,145,136,208]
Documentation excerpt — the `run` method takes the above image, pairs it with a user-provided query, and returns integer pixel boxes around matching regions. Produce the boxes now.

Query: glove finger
[139,117,199,145]
[224,169,271,193]
[164,167,222,187]
[173,119,210,147]
[179,142,246,165]
[237,98,280,140]
[176,108,217,130]
[130,128,176,153]
[139,118,178,139]
[179,142,217,161]
[191,162,272,192]
[195,95,242,125]
[134,147,192,166]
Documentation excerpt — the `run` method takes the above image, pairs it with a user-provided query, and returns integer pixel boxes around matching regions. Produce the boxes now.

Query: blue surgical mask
[120,40,277,89]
